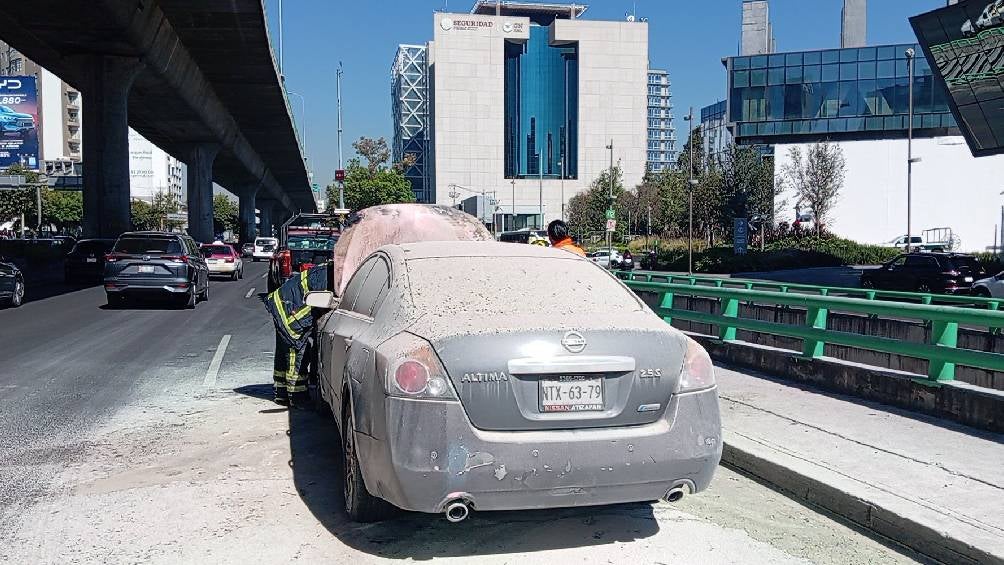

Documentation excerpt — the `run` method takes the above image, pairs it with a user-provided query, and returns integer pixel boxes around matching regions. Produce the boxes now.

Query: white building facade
[420,3,649,229]
[646,69,676,172]
[128,129,184,203]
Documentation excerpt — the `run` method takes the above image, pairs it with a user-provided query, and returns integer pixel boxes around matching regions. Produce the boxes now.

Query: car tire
[342,408,392,523]
[975,287,992,298]
[184,288,196,309]
[199,279,209,302]
[6,278,24,307]
[106,293,124,309]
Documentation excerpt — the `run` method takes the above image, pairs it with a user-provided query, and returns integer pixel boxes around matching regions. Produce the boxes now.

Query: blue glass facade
[726,44,960,143]
[505,26,578,179]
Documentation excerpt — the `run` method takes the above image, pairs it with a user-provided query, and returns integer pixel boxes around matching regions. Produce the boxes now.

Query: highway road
[0,262,925,564]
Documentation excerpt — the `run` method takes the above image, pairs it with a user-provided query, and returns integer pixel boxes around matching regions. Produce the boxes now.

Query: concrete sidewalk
[716,367,1004,565]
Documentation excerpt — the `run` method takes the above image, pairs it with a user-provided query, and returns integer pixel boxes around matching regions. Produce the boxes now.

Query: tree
[353,136,391,174]
[213,193,239,236]
[779,142,846,233]
[717,144,777,238]
[566,166,626,240]
[330,158,415,212]
[42,190,83,232]
[0,164,40,229]
[131,199,157,231]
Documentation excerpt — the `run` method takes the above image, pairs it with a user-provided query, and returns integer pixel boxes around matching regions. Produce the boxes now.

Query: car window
[202,245,231,256]
[889,256,907,267]
[114,237,182,254]
[904,255,935,268]
[351,256,390,317]
[339,257,376,309]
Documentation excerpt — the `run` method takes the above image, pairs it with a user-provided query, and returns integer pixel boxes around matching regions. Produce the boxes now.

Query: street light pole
[684,106,697,274]
[906,48,916,254]
[336,62,345,210]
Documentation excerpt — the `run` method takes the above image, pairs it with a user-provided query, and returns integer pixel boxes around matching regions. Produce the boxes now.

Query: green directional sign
[605,208,615,220]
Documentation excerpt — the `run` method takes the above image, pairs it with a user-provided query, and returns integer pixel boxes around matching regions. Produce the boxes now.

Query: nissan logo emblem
[561,331,586,353]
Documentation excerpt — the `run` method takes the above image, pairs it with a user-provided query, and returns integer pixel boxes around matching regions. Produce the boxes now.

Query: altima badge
[561,331,586,353]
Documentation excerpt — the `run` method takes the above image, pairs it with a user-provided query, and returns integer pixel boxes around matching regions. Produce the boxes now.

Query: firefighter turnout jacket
[264,264,330,401]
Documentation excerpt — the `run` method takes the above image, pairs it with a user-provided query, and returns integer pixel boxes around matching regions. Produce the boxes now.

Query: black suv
[65,238,116,283]
[103,232,210,308]
[860,252,984,294]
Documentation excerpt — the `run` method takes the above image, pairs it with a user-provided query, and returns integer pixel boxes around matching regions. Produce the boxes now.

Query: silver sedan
[309,240,722,522]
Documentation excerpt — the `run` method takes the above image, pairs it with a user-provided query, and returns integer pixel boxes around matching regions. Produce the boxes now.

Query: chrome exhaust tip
[445,501,470,523]
[664,487,686,503]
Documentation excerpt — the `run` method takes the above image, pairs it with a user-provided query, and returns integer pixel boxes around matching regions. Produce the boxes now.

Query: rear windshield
[202,245,231,256]
[71,240,112,254]
[114,237,182,254]
[946,256,979,272]
[407,256,641,315]
[255,238,276,246]
[288,235,337,251]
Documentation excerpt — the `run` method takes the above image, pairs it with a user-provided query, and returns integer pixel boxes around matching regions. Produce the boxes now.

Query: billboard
[912,1,1004,157]
[0,76,39,170]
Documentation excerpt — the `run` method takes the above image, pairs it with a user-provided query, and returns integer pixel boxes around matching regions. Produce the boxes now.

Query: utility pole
[906,48,917,254]
[336,62,345,210]
[559,158,565,221]
[646,205,652,252]
[684,106,697,275]
[606,139,614,269]
[511,177,516,231]
[538,152,544,229]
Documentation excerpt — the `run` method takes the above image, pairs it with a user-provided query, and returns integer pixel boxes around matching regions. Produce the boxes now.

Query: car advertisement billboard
[912,1,1004,157]
[0,76,39,170]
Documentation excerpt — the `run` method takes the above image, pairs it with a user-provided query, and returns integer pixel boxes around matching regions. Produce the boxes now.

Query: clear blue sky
[265,0,946,188]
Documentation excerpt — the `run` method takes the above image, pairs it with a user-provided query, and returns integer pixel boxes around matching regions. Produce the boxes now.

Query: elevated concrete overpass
[0,0,315,242]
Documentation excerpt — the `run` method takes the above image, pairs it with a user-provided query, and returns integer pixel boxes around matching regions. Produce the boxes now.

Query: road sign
[311,183,319,192]
[605,208,615,220]
[334,169,345,182]
[166,213,187,221]
[605,219,616,232]
[734,217,749,255]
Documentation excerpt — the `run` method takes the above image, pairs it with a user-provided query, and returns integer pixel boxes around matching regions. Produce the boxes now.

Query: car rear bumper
[353,387,722,514]
[252,252,272,260]
[207,263,238,274]
[104,277,191,294]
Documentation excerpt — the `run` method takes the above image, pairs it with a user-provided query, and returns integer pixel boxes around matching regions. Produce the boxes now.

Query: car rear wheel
[975,287,992,298]
[106,293,124,309]
[183,288,196,309]
[6,278,24,307]
[198,277,209,302]
[341,407,392,523]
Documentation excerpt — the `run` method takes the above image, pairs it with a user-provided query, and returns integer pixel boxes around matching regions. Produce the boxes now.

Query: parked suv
[103,232,210,308]
[860,252,984,294]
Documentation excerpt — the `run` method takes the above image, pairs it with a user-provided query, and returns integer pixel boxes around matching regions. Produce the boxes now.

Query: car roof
[392,240,580,261]
[120,231,182,237]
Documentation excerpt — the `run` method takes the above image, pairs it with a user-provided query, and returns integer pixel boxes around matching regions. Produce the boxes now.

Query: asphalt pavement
[0,262,926,564]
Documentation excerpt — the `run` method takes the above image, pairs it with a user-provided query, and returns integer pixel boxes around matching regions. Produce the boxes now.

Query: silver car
[311,239,722,522]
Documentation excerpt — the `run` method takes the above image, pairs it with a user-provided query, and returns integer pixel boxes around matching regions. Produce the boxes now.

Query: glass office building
[700,100,731,166]
[504,25,578,179]
[726,43,959,145]
[391,45,430,202]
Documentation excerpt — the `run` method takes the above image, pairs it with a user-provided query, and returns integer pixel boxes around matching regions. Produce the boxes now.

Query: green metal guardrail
[617,270,1002,310]
[621,278,1004,382]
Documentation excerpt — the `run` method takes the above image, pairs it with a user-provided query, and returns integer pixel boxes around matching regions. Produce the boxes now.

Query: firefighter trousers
[273,333,311,405]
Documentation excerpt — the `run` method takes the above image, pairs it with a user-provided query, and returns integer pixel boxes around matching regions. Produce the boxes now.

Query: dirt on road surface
[0,358,923,565]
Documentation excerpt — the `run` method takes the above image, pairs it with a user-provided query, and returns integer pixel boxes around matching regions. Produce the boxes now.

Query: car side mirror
[305,290,339,309]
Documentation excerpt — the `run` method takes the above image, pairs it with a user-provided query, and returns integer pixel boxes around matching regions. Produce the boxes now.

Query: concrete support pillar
[78,55,143,238]
[184,143,220,243]
[257,198,275,238]
[237,184,259,245]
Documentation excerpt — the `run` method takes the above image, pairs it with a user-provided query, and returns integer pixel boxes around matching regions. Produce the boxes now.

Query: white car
[588,250,623,269]
[252,237,278,262]
[972,271,1004,298]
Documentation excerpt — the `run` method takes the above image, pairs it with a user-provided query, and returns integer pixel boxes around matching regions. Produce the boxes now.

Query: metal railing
[619,277,1004,382]
[618,270,1002,310]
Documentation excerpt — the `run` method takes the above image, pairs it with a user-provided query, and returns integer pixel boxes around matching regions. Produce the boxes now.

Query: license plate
[539,376,603,412]
[965,277,973,283]
[86,257,97,263]
[138,265,154,273]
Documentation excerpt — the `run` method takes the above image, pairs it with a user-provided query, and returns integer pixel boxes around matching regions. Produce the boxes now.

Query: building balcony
[66,113,79,125]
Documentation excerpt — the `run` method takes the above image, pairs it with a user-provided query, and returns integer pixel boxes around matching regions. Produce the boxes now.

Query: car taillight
[679,337,716,392]
[943,270,959,276]
[162,255,188,262]
[381,333,455,399]
[105,253,119,262]
[279,250,292,278]
[224,257,235,263]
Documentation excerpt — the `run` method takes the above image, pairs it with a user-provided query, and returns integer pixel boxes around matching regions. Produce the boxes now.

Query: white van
[252,237,278,262]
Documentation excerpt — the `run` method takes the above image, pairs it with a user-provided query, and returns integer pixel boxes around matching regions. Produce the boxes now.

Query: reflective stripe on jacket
[265,264,329,351]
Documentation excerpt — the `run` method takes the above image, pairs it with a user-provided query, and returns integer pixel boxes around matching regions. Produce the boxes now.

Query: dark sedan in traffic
[0,255,24,307]
[64,238,116,283]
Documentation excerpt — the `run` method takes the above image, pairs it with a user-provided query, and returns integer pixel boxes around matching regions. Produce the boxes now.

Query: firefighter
[264,263,329,407]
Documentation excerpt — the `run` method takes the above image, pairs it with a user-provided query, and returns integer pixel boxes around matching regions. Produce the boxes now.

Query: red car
[200,242,244,281]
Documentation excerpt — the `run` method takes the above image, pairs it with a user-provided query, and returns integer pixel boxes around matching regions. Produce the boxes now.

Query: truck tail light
[279,250,292,279]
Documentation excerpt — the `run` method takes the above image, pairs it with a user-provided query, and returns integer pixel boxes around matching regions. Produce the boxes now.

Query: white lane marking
[260,273,267,279]
[204,334,232,389]
[245,287,255,299]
